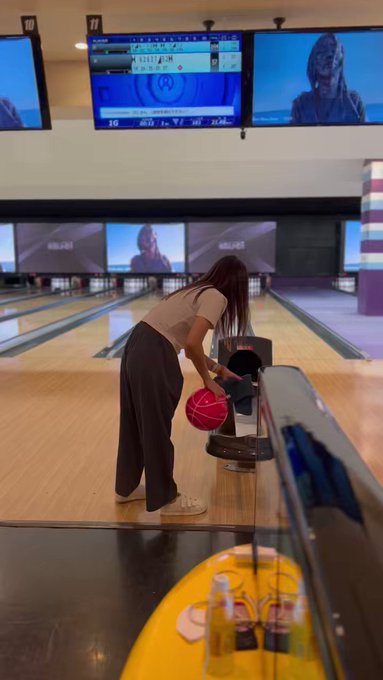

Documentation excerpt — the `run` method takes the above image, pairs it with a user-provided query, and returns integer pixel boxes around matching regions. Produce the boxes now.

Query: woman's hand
[219,367,243,382]
[204,378,227,400]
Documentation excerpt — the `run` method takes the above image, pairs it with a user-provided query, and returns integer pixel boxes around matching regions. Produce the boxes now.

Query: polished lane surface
[0,289,55,306]
[0,295,382,527]
[0,290,89,319]
[0,291,124,344]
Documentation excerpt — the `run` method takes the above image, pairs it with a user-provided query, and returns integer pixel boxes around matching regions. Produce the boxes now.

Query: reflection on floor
[0,526,252,680]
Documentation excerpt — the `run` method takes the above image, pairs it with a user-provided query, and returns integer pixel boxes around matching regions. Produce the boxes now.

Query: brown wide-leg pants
[115,322,184,511]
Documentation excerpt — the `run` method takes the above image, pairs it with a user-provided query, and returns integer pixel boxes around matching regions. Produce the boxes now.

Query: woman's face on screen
[140,229,157,255]
[314,35,343,81]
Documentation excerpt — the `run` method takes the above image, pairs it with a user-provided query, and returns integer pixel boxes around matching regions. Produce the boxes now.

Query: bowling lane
[0,289,51,304]
[249,294,383,481]
[0,288,28,297]
[247,294,342,369]
[21,292,159,360]
[0,290,123,344]
[0,290,88,318]
[0,288,26,295]
[1,292,251,526]
[2,293,382,527]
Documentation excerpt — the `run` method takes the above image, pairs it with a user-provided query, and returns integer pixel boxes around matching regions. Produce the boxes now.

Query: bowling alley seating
[206,336,273,471]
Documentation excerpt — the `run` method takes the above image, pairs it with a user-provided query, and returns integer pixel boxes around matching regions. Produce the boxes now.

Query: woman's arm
[205,354,220,374]
[184,317,226,399]
[204,355,242,382]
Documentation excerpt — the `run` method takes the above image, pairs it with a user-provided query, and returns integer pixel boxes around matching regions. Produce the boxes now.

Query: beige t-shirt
[142,287,227,354]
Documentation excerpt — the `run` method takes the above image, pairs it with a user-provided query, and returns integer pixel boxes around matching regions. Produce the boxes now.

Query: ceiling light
[75,42,88,50]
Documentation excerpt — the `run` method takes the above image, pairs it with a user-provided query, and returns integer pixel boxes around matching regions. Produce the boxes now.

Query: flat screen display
[16,223,105,273]
[0,224,16,272]
[106,223,185,272]
[88,32,242,128]
[344,220,361,272]
[187,221,276,273]
[0,35,51,130]
[252,29,383,126]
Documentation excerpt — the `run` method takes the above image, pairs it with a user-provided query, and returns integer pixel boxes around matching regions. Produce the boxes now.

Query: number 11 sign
[86,15,103,35]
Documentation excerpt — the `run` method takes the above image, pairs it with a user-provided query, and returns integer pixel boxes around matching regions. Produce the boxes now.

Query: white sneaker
[115,484,146,503]
[160,494,207,517]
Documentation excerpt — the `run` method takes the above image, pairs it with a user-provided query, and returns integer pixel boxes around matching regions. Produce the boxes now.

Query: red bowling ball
[185,388,228,431]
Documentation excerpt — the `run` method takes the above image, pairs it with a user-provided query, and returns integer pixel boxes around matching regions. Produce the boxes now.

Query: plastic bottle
[287,582,318,680]
[205,574,235,677]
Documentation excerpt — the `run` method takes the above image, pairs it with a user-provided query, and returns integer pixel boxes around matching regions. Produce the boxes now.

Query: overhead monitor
[0,224,16,273]
[252,28,383,126]
[187,221,276,273]
[87,32,242,129]
[0,35,51,130]
[106,222,185,273]
[343,220,361,272]
[15,223,105,273]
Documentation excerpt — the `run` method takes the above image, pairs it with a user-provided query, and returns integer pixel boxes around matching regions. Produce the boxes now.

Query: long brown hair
[169,256,249,337]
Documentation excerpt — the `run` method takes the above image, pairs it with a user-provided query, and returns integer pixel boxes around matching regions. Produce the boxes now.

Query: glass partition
[254,365,383,680]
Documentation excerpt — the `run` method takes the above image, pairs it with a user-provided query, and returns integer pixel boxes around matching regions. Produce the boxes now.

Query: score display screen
[87,32,242,129]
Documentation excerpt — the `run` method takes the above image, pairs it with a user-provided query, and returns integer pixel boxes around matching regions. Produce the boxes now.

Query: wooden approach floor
[0,293,382,527]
